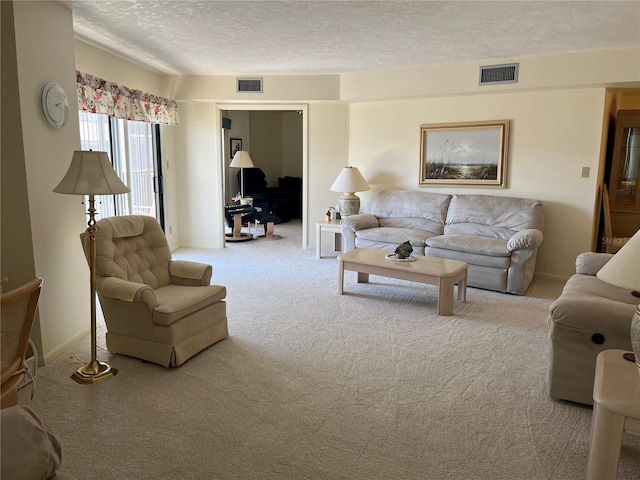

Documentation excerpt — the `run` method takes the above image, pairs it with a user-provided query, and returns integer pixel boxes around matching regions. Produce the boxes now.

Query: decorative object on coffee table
[596,229,640,373]
[386,241,415,262]
[395,241,413,258]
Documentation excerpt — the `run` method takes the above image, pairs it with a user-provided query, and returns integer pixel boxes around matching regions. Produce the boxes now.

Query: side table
[586,349,640,480]
[316,220,343,259]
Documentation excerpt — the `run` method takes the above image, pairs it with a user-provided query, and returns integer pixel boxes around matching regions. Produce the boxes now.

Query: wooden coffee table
[337,248,468,316]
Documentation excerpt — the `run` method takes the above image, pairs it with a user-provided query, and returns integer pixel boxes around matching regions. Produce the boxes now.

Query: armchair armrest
[507,229,543,251]
[97,277,157,309]
[575,252,614,276]
[169,260,212,286]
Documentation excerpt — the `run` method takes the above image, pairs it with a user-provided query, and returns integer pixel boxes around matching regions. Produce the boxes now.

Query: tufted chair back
[84,215,172,289]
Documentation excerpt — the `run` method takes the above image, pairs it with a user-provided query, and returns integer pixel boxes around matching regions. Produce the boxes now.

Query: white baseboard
[41,327,90,366]
[534,272,569,283]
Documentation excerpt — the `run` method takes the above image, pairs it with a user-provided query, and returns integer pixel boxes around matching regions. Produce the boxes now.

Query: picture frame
[419,120,509,188]
[230,138,242,160]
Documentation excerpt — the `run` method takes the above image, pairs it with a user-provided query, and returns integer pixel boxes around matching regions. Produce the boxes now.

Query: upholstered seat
[85,215,228,367]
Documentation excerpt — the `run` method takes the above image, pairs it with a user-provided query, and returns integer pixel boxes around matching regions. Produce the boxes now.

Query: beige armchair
[84,215,228,367]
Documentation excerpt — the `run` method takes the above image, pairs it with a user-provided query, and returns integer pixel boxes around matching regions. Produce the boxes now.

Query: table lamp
[330,166,370,216]
[54,150,130,383]
[596,229,640,373]
[230,151,254,201]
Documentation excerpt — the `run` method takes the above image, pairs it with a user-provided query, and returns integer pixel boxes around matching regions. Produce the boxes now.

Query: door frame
[216,103,308,249]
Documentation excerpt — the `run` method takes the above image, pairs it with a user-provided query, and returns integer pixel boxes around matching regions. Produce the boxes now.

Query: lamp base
[338,193,360,216]
[71,360,118,384]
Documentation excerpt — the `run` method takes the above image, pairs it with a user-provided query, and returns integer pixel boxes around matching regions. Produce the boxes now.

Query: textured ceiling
[60,1,640,76]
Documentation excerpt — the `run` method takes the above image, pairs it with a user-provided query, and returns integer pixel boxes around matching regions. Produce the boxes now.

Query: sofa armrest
[340,214,380,252]
[575,252,614,276]
[98,277,157,309]
[507,229,543,251]
[169,260,212,286]
[341,214,379,232]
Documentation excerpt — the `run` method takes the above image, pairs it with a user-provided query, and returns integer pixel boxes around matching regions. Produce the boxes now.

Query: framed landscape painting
[419,120,509,187]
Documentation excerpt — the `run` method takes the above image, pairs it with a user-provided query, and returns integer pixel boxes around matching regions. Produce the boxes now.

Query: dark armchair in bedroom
[238,168,302,222]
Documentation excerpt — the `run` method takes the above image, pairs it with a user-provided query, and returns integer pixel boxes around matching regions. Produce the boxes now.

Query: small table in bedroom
[337,248,468,316]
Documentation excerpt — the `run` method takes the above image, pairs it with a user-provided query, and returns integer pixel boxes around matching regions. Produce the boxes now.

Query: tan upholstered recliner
[84,215,228,367]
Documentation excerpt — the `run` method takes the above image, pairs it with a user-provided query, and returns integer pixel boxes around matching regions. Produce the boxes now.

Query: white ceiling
[60,1,640,76]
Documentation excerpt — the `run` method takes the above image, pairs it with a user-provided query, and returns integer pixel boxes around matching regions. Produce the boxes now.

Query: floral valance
[76,71,179,125]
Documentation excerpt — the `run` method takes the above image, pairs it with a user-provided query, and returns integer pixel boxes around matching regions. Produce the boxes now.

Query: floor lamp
[230,150,254,201]
[54,150,130,384]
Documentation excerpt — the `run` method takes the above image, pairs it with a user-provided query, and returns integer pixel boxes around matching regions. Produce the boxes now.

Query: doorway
[217,104,308,248]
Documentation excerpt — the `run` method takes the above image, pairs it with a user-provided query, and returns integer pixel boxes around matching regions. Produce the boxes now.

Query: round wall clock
[41,82,69,128]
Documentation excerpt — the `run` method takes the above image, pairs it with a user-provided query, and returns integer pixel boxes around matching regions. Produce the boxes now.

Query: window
[78,111,164,226]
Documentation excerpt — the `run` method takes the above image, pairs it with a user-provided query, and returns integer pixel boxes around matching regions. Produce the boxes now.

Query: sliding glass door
[78,111,164,227]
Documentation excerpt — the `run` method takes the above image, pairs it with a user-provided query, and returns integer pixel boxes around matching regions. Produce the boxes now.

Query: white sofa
[341,190,544,295]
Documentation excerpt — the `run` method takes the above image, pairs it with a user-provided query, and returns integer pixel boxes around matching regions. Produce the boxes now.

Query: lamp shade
[54,150,129,195]
[596,229,640,291]
[230,151,254,168]
[330,166,370,194]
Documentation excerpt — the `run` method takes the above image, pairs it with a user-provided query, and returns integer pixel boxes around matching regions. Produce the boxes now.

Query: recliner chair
[84,215,228,367]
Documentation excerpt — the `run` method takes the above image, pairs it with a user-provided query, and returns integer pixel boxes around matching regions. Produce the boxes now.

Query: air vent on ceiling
[479,63,519,85]
[236,77,263,93]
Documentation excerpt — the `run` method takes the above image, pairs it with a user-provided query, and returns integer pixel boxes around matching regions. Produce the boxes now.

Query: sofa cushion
[445,195,544,239]
[153,284,227,326]
[427,234,510,257]
[369,190,451,235]
[357,226,438,248]
[425,246,511,269]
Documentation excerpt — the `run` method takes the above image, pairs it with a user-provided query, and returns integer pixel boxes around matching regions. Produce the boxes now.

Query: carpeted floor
[19,220,640,479]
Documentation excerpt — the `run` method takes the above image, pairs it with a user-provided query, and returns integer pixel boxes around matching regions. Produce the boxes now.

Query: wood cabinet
[608,110,640,238]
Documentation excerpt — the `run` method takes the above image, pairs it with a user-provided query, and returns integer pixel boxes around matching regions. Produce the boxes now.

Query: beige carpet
[19,220,640,479]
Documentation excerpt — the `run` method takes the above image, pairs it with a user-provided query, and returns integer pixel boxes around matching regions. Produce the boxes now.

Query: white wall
[162,74,340,102]
[307,103,350,242]
[173,102,223,249]
[74,40,164,96]
[249,111,284,186]
[11,1,89,363]
[348,88,605,278]
[341,48,640,102]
